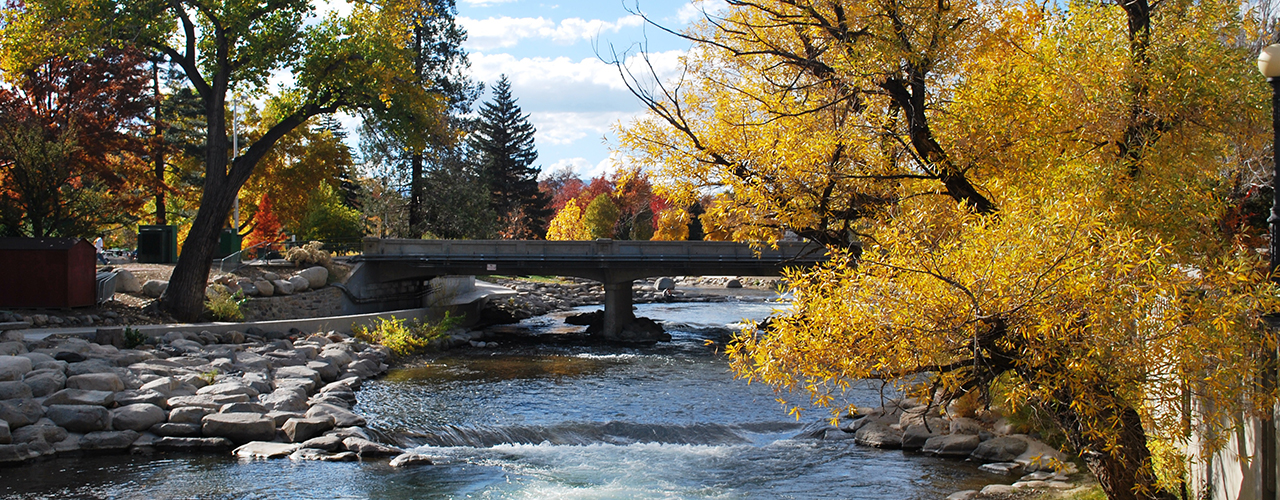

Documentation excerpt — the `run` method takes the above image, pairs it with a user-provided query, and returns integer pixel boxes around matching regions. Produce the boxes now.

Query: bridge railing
[361,238,822,261]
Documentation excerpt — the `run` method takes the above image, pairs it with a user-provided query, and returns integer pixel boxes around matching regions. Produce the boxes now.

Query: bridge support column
[602,280,634,339]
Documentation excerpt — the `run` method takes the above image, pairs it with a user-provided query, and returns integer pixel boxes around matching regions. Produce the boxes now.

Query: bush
[123,327,147,349]
[286,241,333,268]
[354,313,462,357]
[204,284,247,322]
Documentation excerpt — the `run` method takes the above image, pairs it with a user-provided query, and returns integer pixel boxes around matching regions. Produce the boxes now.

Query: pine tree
[469,75,551,238]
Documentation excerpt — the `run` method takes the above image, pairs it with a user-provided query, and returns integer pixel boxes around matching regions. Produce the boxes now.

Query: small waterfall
[397,421,756,448]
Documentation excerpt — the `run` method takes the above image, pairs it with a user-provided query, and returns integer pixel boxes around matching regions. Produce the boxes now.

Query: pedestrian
[94,235,109,265]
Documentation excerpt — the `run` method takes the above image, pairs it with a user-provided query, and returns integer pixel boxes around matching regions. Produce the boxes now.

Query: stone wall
[240,287,343,322]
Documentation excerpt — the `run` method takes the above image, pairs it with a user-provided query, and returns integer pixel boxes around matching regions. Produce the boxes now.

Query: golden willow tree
[617,0,1279,498]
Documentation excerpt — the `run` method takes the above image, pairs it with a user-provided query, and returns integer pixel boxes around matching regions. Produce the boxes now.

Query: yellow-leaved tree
[545,200,590,240]
[617,0,1279,498]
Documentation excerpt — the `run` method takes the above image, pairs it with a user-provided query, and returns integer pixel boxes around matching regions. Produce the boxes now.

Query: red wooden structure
[0,238,95,308]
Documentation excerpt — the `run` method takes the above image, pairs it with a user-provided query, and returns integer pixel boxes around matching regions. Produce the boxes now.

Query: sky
[318,0,725,181]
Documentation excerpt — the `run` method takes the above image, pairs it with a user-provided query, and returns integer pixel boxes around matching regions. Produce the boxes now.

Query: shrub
[286,240,333,268]
[204,284,247,322]
[354,313,462,357]
[123,327,147,348]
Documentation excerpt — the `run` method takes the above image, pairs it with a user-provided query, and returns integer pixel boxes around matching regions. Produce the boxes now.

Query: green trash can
[214,229,242,259]
[137,225,177,264]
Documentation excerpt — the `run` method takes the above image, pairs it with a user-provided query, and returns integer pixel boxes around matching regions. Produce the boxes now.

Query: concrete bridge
[341,239,827,340]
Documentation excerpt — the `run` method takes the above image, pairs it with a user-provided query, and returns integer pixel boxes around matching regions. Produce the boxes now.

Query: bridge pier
[602,280,635,339]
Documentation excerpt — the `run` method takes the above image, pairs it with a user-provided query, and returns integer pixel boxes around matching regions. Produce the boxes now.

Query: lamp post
[1256,43,1280,500]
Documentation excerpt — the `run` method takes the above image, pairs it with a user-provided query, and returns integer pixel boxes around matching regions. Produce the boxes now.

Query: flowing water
[0,296,1004,499]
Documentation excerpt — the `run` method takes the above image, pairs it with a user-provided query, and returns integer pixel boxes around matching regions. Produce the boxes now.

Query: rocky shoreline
[0,326,437,468]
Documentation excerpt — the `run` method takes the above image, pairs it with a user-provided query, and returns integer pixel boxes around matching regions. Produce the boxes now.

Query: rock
[949,417,985,435]
[306,360,339,383]
[12,418,66,444]
[945,491,979,500]
[202,413,276,444]
[725,278,742,288]
[52,433,80,454]
[0,398,45,427]
[149,422,201,437]
[0,443,29,463]
[46,404,112,433]
[980,484,1017,496]
[612,317,672,343]
[259,387,308,413]
[168,394,249,410]
[319,349,353,368]
[289,448,357,461]
[922,434,982,458]
[168,406,213,425]
[979,462,1024,475]
[271,279,294,296]
[0,355,33,381]
[1015,436,1070,472]
[233,441,299,459]
[305,403,365,427]
[153,436,233,452]
[390,452,434,468]
[220,402,268,414]
[197,382,259,398]
[142,280,168,298]
[274,377,317,394]
[113,389,168,408]
[298,266,329,289]
[901,424,945,451]
[262,271,281,281]
[66,359,116,376]
[238,280,259,296]
[43,389,116,407]
[854,421,903,449]
[0,342,26,356]
[0,380,33,400]
[342,437,400,457]
[266,411,304,427]
[0,420,7,444]
[115,269,141,293]
[54,351,87,363]
[276,365,322,384]
[66,373,125,392]
[325,426,370,441]
[287,275,311,293]
[110,404,166,432]
[653,277,675,291]
[300,434,344,452]
[992,417,1020,435]
[282,416,335,443]
[79,430,140,451]
[971,435,1030,463]
[253,280,274,297]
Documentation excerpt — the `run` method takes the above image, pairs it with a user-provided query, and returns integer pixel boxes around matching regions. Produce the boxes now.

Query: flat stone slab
[0,322,31,331]
[233,441,299,459]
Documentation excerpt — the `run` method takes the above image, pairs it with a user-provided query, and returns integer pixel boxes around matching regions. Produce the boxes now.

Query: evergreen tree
[469,75,551,238]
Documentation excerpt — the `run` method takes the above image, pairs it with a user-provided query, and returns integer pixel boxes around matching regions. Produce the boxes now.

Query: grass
[204,285,247,322]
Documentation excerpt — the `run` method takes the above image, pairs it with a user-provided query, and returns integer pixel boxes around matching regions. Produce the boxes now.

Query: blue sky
[315,0,724,181]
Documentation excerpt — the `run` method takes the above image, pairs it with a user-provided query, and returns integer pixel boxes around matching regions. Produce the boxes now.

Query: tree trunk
[1052,398,1176,500]
[409,152,423,236]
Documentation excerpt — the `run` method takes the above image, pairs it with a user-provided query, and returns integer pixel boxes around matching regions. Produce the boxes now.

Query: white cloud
[675,0,729,24]
[460,15,643,51]
[530,111,637,145]
[312,0,354,19]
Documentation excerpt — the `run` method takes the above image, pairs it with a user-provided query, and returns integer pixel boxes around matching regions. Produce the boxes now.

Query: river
[0,296,1003,499]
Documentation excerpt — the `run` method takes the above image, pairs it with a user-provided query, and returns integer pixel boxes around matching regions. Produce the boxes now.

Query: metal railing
[216,240,279,273]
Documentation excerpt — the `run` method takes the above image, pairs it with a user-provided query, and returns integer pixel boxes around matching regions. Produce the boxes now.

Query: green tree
[469,75,551,237]
[298,183,363,243]
[582,194,620,239]
[2,0,449,321]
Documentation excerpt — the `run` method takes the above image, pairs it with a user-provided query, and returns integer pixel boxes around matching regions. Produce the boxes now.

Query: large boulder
[0,355,32,381]
[149,422,201,437]
[653,277,675,291]
[168,406,213,425]
[43,388,116,407]
[141,280,168,298]
[197,382,260,398]
[66,373,125,392]
[111,404,166,432]
[24,370,67,398]
[282,416,335,443]
[0,420,7,444]
[259,387,308,413]
[46,404,112,433]
[970,435,1030,463]
[153,436,233,452]
[168,394,249,410]
[65,359,117,376]
[306,360,339,383]
[0,398,45,427]
[949,417,985,435]
[11,418,66,444]
[271,279,295,296]
[234,441,299,459]
[390,452,434,468]
[0,380,33,400]
[300,434,344,452]
[853,421,903,449]
[114,269,141,293]
[79,430,140,451]
[275,366,321,385]
[287,275,310,293]
[305,403,365,427]
[253,280,274,297]
[901,424,946,451]
[342,437,401,457]
[922,434,982,458]
[139,377,197,398]
[0,443,29,463]
[201,413,275,444]
[298,266,328,289]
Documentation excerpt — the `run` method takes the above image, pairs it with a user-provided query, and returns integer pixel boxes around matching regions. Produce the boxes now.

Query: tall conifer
[469,76,551,237]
